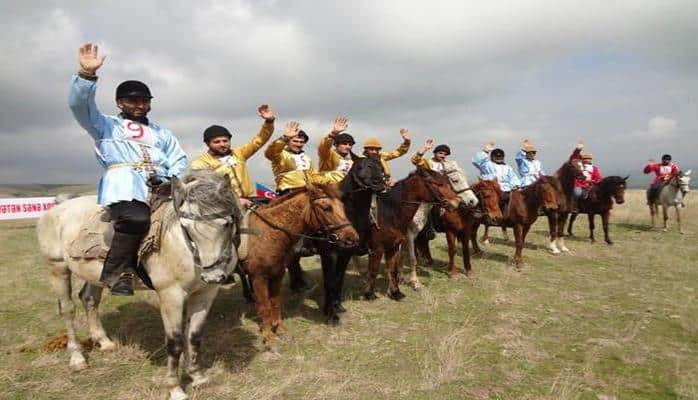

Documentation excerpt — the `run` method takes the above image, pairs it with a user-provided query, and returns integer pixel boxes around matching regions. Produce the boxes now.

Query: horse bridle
[402,173,455,208]
[249,194,352,244]
[174,201,238,272]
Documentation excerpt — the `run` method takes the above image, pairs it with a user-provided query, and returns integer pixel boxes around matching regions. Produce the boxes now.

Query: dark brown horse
[543,159,584,254]
[412,179,503,274]
[242,184,358,347]
[567,175,628,244]
[364,168,461,300]
[476,176,559,268]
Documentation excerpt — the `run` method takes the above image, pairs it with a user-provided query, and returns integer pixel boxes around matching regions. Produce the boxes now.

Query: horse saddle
[237,208,263,262]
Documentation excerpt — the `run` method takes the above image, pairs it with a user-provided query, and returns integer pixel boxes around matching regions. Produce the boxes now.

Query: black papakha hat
[491,148,505,158]
[334,133,355,145]
[296,130,309,143]
[203,125,232,142]
[433,144,451,155]
[115,80,153,100]
[661,154,672,161]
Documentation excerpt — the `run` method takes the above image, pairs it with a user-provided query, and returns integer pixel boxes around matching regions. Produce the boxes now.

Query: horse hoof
[481,239,490,245]
[388,290,406,301]
[425,258,434,266]
[326,315,341,326]
[169,386,189,400]
[410,281,423,291]
[662,228,668,232]
[97,339,116,351]
[69,354,88,371]
[363,292,378,301]
[189,372,209,388]
[549,248,561,255]
[606,240,614,245]
[334,303,347,313]
[472,251,484,258]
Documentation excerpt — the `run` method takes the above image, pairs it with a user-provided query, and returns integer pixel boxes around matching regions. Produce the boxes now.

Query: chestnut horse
[477,176,559,268]
[567,175,629,244]
[412,179,504,279]
[242,184,358,347]
[544,159,585,254]
[364,168,461,300]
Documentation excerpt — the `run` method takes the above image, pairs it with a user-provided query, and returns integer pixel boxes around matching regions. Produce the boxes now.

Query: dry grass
[1,190,697,399]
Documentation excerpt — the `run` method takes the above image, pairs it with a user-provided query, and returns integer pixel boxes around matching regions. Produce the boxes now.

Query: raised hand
[400,128,411,141]
[330,116,349,135]
[284,121,301,138]
[648,158,656,164]
[575,140,585,150]
[78,43,106,75]
[258,104,275,121]
[484,141,496,152]
[420,138,434,154]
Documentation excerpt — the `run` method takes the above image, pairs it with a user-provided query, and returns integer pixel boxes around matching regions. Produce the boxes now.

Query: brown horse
[364,168,461,300]
[567,175,628,244]
[413,179,503,273]
[242,184,358,347]
[544,159,584,254]
[476,176,559,268]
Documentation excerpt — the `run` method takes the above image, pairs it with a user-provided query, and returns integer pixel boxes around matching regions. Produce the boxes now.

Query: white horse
[37,170,240,400]
[401,165,479,290]
[649,170,691,234]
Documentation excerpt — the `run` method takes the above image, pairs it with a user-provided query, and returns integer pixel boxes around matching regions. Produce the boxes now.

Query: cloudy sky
[1,0,696,186]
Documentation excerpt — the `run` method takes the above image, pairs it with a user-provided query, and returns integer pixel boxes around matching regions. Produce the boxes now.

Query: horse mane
[556,161,579,195]
[164,170,240,229]
[595,176,626,198]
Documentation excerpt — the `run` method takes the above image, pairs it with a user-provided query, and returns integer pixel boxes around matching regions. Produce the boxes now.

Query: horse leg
[587,214,596,243]
[481,224,491,245]
[363,248,383,300]
[676,206,683,234]
[602,211,613,245]
[288,255,309,293]
[334,252,351,313]
[662,204,669,231]
[49,262,87,371]
[250,275,275,348]
[446,230,458,278]
[460,230,472,276]
[501,226,509,242]
[404,235,423,291]
[471,222,483,256]
[513,224,524,269]
[386,246,405,301]
[567,213,578,236]
[157,286,187,400]
[649,204,656,228]
[320,252,340,325]
[183,284,220,388]
[235,264,254,303]
[78,283,115,351]
[546,212,560,255]
[268,275,286,338]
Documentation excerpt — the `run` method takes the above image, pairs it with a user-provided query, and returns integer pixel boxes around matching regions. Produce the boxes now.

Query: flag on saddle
[255,182,278,200]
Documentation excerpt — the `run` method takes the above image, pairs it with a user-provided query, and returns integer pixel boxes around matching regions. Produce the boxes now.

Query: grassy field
[1,190,696,400]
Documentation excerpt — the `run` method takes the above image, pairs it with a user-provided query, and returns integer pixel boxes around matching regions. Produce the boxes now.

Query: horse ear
[685,169,692,176]
[350,151,361,162]
[171,175,184,210]
[623,175,630,181]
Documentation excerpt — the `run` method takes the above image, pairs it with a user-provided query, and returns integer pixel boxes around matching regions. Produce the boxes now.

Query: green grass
[1,190,696,399]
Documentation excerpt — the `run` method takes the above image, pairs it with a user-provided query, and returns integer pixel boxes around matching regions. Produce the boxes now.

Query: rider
[472,141,521,217]
[68,43,188,296]
[644,154,680,205]
[362,129,411,187]
[569,140,602,206]
[515,139,546,186]
[265,121,333,292]
[317,116,354,183]
[191,105,275,208]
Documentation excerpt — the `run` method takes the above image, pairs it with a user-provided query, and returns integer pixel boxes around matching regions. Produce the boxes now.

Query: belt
[107,162,158,171]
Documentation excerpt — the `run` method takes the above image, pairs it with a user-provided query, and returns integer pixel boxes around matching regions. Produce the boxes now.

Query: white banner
[0,197,56,220]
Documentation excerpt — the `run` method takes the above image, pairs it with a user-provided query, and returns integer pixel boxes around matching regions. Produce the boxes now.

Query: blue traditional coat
[68,75,188,206]
[471,150,521,192]
[515,149,545,187]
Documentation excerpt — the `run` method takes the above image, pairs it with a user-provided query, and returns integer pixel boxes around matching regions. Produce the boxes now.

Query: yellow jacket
[411,152,459,173]
[191,120,274,197]
[264,137,333,191]
[375,140,411,179]
[318,134,354,183]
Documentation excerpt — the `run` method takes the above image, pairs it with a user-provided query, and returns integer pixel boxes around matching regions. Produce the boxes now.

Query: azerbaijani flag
[255,182,278,199]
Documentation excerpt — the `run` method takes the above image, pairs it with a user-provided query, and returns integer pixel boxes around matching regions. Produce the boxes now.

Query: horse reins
[174,201,238,271]
[248,195,351,244]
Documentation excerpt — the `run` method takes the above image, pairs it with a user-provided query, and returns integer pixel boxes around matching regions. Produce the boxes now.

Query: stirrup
[110,273,135,296]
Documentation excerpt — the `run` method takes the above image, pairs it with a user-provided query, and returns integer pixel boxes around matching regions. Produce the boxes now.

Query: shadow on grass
[101,287,258,372]
[614,222,654,232]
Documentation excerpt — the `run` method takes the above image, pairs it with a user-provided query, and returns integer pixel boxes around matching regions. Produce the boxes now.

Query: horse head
[444,166,479,209]
[305,183,359,249]
[536,176,559,211]
[172,170,240,284]
[412,168,461,211]
[678,170,692,195]
[557,159,585,193]
[345,155,386,194]
[473,178,504,223]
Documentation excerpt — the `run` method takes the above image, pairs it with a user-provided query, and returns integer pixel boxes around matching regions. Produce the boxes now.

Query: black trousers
[109,200,151,235]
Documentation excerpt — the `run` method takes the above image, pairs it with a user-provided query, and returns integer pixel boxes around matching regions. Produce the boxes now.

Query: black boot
[100,232,143,296]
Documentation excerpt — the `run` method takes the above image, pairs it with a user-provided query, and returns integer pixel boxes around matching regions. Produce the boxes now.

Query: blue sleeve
[68,75,109,140]
[508,167,521,187]
[472,151,493,175]
[161,131,189,177]
[539,162,546,176]
[515,150,529,175]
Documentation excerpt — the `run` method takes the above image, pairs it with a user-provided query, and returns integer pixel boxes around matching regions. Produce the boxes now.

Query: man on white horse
[472,141,521,218]
[68,43,188,296]
[191,105,276,208]
[515,139,546,187]
[644,154,681,205]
